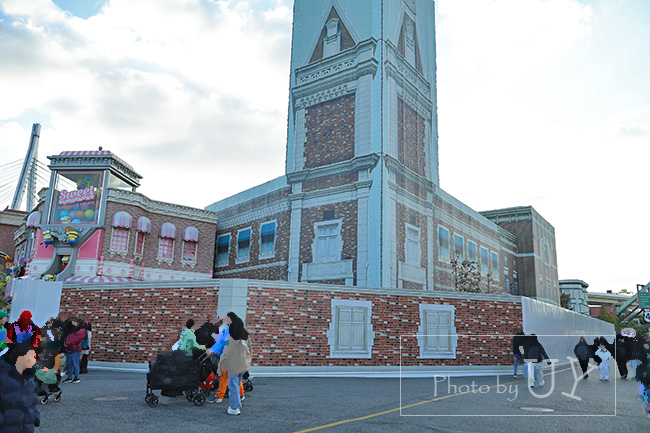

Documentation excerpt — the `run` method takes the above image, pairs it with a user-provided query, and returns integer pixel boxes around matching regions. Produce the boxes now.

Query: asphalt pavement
[37,362,650,433]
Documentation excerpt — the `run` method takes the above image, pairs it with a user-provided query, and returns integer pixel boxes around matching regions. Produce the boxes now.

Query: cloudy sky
[1,0,648,294]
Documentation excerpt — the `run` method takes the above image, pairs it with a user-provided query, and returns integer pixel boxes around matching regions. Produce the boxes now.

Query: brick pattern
[304,95,355,169]
[214,210,291,276]
[59,286,219,363]
[398,98,426,176]
[309,7,356,63]
[299,201,358,283]
[103,201,216,274]
[247,286,522,367]
[302,172,357,193]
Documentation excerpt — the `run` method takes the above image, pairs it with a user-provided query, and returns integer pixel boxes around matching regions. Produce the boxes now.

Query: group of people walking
[173,312,252,416]
[0,310,94,431]
[512,331,551,388]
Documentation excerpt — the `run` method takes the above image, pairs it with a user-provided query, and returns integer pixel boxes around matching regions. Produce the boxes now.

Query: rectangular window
[217,234,230,266]
[259,221,276,259]
[418,304,458,359]
[316,224,339,261]
[158,238,174,259]
[480,247,489,275]
[513,271,519,295]
[491,251,499,277]
[406,225,420,265]
[336,307,366,351]
[467,241,477,263]
[135,232,145,256]
[453,234,464,262]
[237,228,251,263]
[182,241,197,262]
[438,226,450,260]
[110,228,129,252]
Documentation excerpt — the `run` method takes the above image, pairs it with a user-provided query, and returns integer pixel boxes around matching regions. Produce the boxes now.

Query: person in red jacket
[5,310,41,349]
[62,318,86,384]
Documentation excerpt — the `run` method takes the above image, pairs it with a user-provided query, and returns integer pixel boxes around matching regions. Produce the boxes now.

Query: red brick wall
[59,286,219,363]
[398,98,426,176]
[216,188,290,220]
[304,95,355,168]
[246,286,522,367]
[299,201,358,283]
[103,200,216,274]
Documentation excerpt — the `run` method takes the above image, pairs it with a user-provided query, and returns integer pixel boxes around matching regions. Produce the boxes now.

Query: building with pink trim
[12,150,217,284]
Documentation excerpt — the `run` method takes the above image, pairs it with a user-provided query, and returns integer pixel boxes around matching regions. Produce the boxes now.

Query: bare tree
[451,254,481,293]
[483,270,501,294]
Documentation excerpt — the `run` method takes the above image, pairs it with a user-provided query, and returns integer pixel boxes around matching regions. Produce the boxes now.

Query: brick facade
[309,7,356,63]
[398,98,426,177]
[59,285,219,363]
[103,201,215,275]
[304,94,355,168]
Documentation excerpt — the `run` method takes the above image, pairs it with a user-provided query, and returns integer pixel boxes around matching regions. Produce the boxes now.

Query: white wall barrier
[522,297,615,367]
[9,279,63,327]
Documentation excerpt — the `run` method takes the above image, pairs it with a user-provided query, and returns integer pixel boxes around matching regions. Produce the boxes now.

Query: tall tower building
[285,0,438,288]
[208,0,560,304]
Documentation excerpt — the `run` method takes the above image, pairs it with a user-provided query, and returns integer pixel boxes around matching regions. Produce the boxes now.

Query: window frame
[405,223,421,266]
[453,233,464,262]
[236,227,252,264]
[109,227,130,257]
[417,304,458,359]
[326,299,375,359]
[480,246,489,275]
[216,234,231,267]
[467,240,477,264]
[180,240,198,267]
[313,219,342,263]
[259,220,277,260]
[157,237,175,263]
[133,231,146,259]
[437,225,450,261]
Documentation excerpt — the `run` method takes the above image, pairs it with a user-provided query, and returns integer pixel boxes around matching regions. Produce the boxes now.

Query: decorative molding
[295,83,355,109]
[107,189,218,223]
[47,155,142,187]
[297,59,356,87]
[180,259,197,269]
[217,201,291,231]
[287,153,380,183]
[107,249,128,259]
[384,41,431,97]
[214,261,288,276]
[399,261,426,286]
[156,257,174,266]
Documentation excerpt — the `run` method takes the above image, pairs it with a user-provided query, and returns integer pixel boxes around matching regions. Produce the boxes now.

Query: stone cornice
[217,200,291,230]
[107,189,218,223]
[48,155,142,188]
[287,154,380,183]
[290,180,373,205]
[293,39,379,106]
[384,41,431,98]
[384,155,435,193]
[62,279,218,291]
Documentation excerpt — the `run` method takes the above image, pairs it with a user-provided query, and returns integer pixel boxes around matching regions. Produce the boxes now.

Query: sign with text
[639,292,650,309]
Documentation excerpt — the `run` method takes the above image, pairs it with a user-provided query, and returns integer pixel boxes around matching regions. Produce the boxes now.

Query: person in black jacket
[523,334,551,388]
[573,337,591,379]
[512,331,525,378]
[0,340,41,432]
[614,334,630,379]
[629,336,648,381]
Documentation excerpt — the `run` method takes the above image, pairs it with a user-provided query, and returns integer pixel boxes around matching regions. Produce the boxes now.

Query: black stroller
[145,349,215,407]
[35,340,63,405]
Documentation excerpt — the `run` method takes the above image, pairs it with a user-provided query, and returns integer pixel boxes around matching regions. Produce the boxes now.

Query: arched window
[134,216,151,259]
[181,226,199,267]
[157,222,176,264]
[109,211,132,257]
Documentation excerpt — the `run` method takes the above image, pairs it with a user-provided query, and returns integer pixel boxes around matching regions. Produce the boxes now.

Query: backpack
[13,323,33,344]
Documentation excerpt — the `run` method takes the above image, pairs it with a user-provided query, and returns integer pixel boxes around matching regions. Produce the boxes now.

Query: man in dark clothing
[614,334,630,379]
[512,331,525,378]
[629,336,647,381]
[523,334,551,388]
[0,340,41,432]
[574,337,591,379]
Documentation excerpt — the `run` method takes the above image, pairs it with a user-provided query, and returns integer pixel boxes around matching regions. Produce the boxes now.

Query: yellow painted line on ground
[293,367,572,433]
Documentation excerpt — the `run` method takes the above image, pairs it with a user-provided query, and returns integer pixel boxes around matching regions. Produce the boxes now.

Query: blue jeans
[228,373,244,410]
[514,354,524,375]
[67,351,81,379]
[631,359,643,380]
